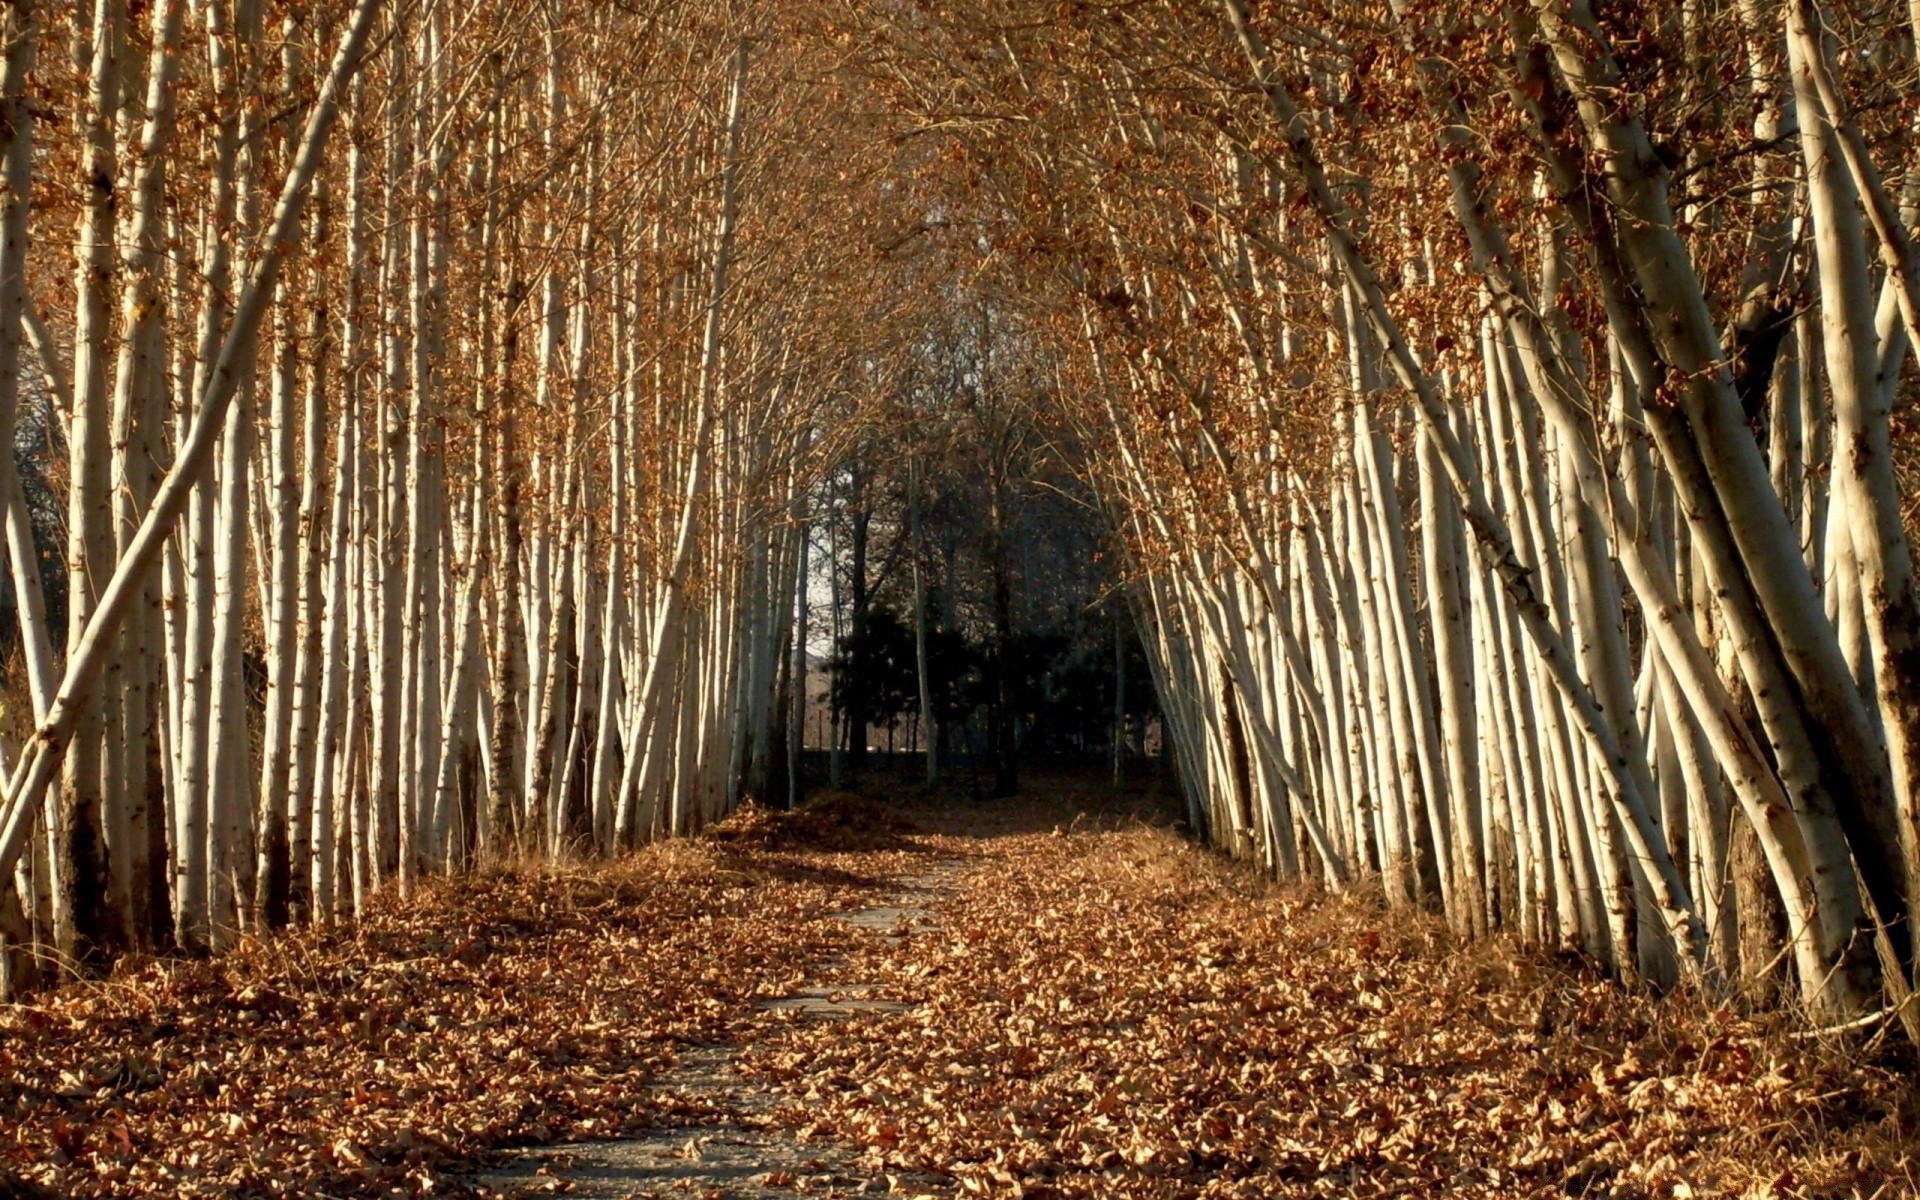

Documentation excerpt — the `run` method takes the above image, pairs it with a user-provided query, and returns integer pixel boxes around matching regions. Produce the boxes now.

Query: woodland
[8,0,1920,1194]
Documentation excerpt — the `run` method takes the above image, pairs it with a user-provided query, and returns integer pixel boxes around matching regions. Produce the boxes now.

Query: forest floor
[3,781,1919,1199]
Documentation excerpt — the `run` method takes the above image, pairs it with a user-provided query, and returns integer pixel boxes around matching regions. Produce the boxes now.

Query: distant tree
[829,605,918,752]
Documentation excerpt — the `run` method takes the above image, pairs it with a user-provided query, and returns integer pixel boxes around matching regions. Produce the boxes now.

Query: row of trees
[13,0,1920,1038]
[0,0,913,991]
[851,0,1920,1025]
[975,0,1920,1021]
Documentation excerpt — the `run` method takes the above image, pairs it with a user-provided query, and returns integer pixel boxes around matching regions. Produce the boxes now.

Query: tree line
[856,0,1920,1025]
[799,295,1162,799]
[11,0,1920,1039]
[0,0,918,992]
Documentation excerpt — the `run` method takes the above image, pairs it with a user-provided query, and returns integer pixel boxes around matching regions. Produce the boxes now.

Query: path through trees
[7,0,1920,1023]
[7,0,1920,1189]
[2,789,1907,1197]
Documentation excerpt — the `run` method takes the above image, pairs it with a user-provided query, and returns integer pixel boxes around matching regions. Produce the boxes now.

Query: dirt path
[472,861,968,1199]
[465,793,1911,1199]
[3,789,1909,1199]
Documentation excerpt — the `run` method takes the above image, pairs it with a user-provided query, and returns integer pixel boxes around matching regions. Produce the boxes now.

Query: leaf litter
[4,789,1918,1198]
[739,796,1920,1199]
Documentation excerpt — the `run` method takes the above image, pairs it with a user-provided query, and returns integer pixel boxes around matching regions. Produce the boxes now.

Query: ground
[1,783,1915,1198]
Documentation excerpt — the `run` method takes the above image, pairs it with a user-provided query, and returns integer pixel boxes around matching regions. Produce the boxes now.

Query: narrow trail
[3,789,1911,1199]
[474,859,969,1199]
[470,792,1911,1199]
